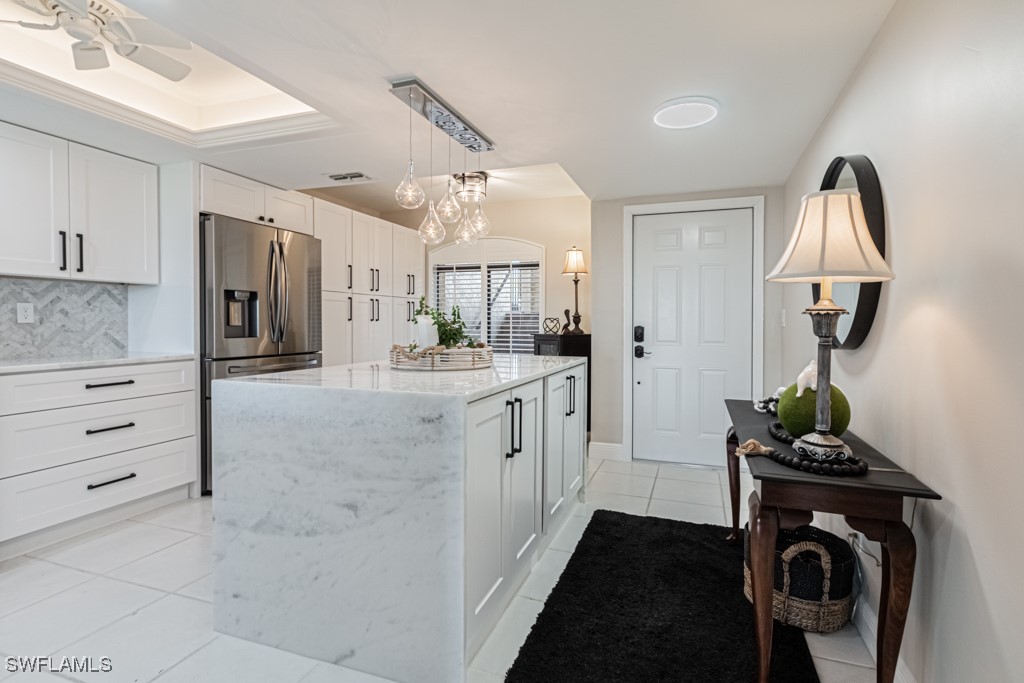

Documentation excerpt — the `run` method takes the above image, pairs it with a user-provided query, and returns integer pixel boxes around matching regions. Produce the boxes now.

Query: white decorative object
[390,344,494,371]
[796,359,818,397]
[414,315,439,348]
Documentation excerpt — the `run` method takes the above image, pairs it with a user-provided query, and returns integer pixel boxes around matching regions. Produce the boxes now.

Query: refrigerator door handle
[267,240,279,342]
[226,358,321,374]
[278,241,289,342]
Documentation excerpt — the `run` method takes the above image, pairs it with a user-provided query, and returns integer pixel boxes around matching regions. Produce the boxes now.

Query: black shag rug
[505,510,820,682]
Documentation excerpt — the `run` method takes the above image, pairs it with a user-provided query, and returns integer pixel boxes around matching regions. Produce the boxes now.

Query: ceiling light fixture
[652,96,719,129]
[455,171,487,203]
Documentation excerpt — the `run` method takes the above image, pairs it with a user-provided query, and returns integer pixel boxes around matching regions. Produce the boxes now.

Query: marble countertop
[0,351,196,376]
[221,353,586,402]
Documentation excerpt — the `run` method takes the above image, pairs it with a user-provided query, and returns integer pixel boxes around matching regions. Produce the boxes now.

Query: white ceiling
[0,0,313,131]
[116,1,895,201]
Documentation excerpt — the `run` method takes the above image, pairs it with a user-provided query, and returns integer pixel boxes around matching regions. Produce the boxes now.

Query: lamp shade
[562,246,588,275]
[767,189,894,283]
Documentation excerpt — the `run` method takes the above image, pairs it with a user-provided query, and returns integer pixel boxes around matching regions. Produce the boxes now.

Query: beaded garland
[766,421,869,477]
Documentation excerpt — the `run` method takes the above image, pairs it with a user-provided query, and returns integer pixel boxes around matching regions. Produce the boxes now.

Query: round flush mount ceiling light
[652,96,719,129]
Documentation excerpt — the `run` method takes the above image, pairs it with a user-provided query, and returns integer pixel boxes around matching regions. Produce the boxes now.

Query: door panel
[314,199,352,293]
[392,298,416,348]
[351,294,373,363]
[277,230,322,356]
[372,297,393,360]
[632,208,753,465]
[351,212,374,294]
[564,370,584,496]
[0,122,69,278]
[507,380,542,577]
[265,187,313,235]
[322,292,352,366]
[544,371,567,529]
[374,219,393,296]
[200,166,264,223]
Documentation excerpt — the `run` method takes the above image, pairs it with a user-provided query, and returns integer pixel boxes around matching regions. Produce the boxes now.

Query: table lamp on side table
[562,246,588,334]
[767,189,894,461]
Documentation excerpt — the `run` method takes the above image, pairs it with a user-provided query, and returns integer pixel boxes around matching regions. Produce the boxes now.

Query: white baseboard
[588,442,627,462]
[853,594,918,683]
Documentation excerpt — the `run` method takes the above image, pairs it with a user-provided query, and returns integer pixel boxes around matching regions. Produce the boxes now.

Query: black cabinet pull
[87,472,136,490]
[86,421,136,436]
[75,233,84,273]
[348,264,352,289]
[369,268,374,291]
[514,397,523,454]
[268,217,275,224]
[59,230,68,271]
[85,379,135,390]
[505,399,515,458]
[566,377,572,416]
[411,274,415,294]
[348,296,352,322]
[376,269,380,291]
[258,215,266,222]
[570,376,577,416]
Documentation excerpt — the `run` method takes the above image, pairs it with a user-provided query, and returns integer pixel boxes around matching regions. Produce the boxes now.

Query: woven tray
[390,345,494,371]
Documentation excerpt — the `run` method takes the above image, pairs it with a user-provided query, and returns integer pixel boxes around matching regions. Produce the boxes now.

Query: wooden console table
[724,400,940,683]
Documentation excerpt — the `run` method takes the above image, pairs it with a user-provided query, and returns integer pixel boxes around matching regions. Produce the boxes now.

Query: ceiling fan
[1,0,192,81]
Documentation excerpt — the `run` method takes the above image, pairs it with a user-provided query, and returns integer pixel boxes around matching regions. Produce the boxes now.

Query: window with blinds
[433,261,542,354]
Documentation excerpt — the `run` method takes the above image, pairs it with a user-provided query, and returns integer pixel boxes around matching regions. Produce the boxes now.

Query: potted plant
[413,297,483,348]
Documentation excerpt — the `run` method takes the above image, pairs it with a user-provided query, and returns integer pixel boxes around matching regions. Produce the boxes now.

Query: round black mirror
[811,155,886,350]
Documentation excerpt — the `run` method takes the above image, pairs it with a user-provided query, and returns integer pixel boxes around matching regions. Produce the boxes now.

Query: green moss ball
[777,383,851,438]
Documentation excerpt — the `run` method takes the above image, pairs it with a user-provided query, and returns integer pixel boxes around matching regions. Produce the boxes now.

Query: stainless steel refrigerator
[200,214,322,493]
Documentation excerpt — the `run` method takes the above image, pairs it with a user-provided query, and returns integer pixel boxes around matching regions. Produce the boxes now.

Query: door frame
[621,196,765,462]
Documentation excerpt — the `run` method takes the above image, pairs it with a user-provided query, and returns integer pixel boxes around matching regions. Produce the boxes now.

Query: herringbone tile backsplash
[0,278,128,359]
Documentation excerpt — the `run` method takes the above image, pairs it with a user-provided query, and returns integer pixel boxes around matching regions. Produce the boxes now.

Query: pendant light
[395,91,425,209]
[418,108,445,245]
[436,137,461,224]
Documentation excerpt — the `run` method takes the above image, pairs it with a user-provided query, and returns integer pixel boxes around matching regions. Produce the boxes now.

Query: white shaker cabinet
[465,379,543,657]
[543,366,586,534]
[200,165,313,234]
[392,297,418,348]
[314,199,353,293]
[391,225,425,299]
[373,219,393,296]
[351,294,393,362]
[69,143,159,285]
[0,122,69,278]
[352,213,394,296]
[322,291,353,366]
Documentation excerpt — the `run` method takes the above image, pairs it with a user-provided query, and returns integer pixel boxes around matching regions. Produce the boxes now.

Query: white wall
[383,196,591,332]
[590,187,786,446]
[781,0,1024,679]
[128,161,199,353]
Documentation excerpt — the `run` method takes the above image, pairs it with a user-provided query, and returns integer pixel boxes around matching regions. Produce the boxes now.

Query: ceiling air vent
[328,172,372,184]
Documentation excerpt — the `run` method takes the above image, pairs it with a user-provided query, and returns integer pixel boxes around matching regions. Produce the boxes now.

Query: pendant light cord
[408,91,413,162]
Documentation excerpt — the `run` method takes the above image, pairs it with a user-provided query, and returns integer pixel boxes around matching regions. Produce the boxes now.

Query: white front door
[632,208,754,465]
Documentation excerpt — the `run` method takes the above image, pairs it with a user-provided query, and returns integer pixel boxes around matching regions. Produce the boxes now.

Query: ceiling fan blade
[54,0,90,17]
[114,43,191,81]
[71,40,109,70]
[108,16,190,49]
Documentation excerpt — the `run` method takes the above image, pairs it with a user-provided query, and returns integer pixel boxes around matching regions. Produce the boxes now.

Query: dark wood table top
[726,399,941,500]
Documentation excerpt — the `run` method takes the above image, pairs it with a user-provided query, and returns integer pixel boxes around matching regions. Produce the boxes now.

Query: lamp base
[793,431,853,462]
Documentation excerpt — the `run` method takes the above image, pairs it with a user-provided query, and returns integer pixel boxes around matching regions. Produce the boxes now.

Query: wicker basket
[742,524,855,633]
[389,345,494,371]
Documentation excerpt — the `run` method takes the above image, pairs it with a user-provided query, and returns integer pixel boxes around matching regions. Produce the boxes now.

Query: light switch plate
[16,303,34,324]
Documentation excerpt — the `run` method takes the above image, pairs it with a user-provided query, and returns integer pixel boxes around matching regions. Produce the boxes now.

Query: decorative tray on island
[389,344,494,371]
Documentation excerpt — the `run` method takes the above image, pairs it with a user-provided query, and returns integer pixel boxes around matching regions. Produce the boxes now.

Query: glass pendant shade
[418,200,446,245]
[455,172,487,203]
[395,160,425,209]
[468,203,490,237]
[436,178,462,224]
[453,210,478,246]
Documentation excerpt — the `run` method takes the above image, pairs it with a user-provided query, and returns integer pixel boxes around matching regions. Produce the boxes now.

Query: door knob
[634,345,652,359]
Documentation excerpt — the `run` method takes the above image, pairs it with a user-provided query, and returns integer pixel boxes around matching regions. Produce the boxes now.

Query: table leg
[748,491,779,683]
[876,522,916,683]
[725,427,740,542]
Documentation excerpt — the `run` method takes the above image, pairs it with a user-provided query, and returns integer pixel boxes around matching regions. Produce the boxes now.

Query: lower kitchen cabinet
[392,297,418,348]
[352,294,393,362]
[322,291,353,366]
[465,379,543,657]
[544,366,586,534]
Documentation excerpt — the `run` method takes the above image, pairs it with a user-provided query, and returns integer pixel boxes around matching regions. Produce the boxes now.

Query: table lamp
[562,246,588,334]
[767,189,894,461]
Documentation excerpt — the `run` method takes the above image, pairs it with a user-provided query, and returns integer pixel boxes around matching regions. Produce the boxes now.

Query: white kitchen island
[211,354,587,683]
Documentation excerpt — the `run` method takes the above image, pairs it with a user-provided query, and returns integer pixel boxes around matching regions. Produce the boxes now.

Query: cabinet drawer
[0,391,196,478]
[0,437,196,541]
[0,361,195,416]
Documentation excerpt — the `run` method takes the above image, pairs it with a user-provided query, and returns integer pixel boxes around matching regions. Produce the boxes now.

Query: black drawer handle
[506,399,515,458]
[59,230,68,271]
[85,379,135,390]
[87,472,137,490]
[514,397,523,454]
[348,264,353,289]
[85,421,136,436]
[76,233,84,273]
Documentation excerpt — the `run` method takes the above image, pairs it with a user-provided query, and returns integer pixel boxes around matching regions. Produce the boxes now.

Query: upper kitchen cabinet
[351,212,393,296]
[313,199,352,292]
[200,165,313,234]
[392,225,425,299]
[69,143,159,285]
[0,121,70,278]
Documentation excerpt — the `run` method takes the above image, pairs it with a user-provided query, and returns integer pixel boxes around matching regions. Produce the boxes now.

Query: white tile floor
[0,458,876,682]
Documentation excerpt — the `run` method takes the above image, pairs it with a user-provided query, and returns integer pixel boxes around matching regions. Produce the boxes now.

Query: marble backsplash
[0,278,128,359]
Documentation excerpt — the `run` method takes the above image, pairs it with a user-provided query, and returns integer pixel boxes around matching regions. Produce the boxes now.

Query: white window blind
[432,260,542,354]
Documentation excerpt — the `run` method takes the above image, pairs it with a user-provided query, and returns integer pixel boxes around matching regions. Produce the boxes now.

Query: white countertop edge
[0,352,197,376]
[218,355,587,402]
